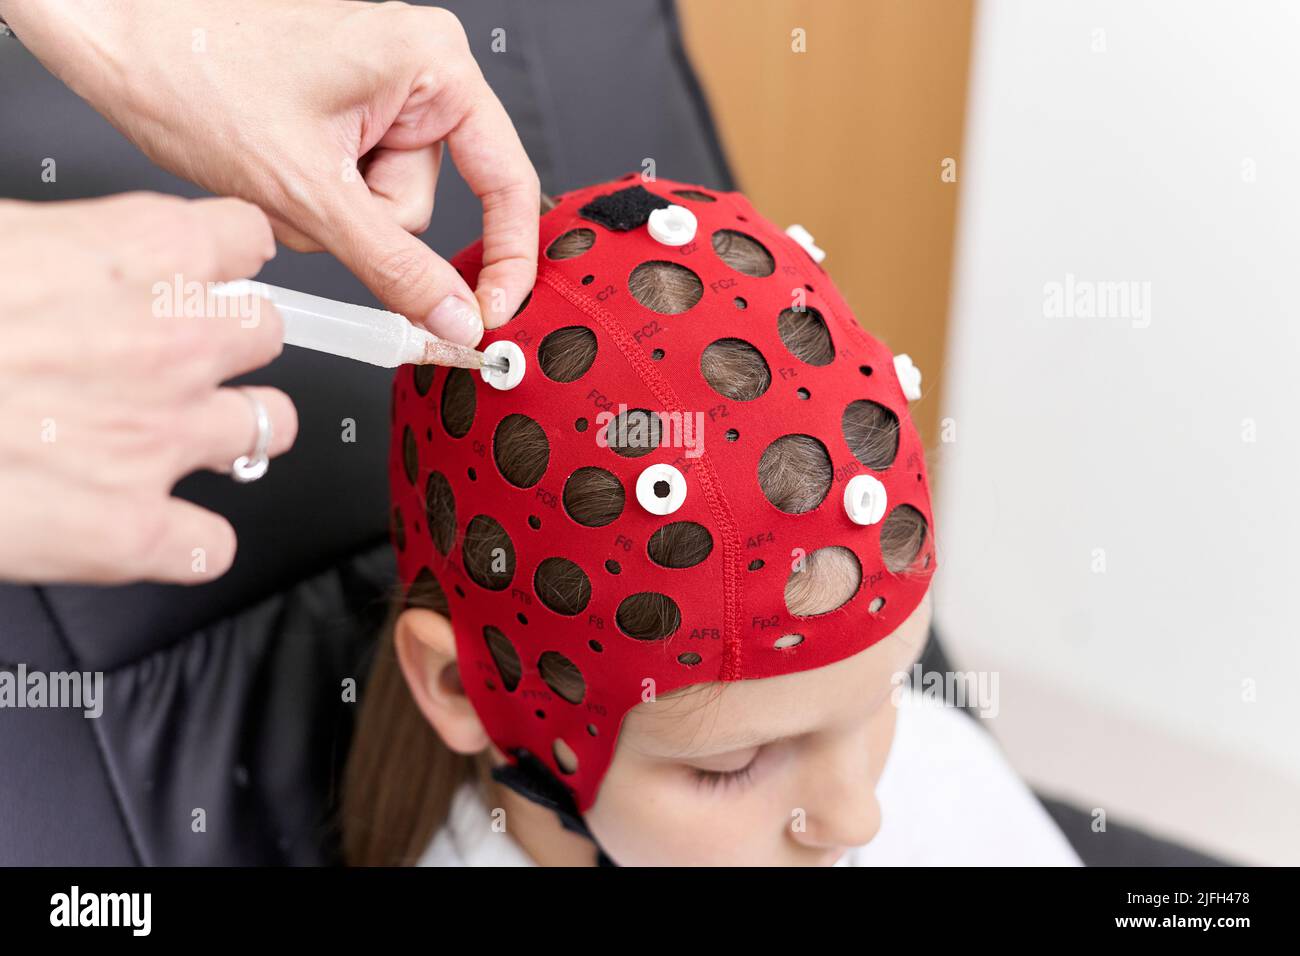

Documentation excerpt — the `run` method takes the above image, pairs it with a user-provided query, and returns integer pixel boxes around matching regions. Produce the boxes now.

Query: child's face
[401,588,932,865]
[579,592,932,865]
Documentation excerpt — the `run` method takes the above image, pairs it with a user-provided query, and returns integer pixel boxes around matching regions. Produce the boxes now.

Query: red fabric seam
[537,269,745,681]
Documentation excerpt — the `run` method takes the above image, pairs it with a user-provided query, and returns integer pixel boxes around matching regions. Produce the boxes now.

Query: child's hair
[341,196,929,866]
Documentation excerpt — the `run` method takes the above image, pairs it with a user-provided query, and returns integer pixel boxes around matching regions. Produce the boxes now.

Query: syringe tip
[418,338,493,370]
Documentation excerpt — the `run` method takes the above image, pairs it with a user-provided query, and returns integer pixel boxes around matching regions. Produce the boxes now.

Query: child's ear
[394,608,492,755]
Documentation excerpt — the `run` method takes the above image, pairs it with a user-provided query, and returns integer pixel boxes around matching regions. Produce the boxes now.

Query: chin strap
[490,747,619,867]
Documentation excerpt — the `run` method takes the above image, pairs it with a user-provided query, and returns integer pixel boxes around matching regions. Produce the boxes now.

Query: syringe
[212,280,508,371]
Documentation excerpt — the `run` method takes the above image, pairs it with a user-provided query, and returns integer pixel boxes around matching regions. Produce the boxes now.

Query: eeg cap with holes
[389,175,937,815]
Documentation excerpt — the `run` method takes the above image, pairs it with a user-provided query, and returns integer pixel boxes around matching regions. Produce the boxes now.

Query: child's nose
[793,792,882,854]
[789,744,884,852]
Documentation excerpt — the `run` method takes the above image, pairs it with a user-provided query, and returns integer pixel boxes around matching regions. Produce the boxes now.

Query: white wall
[938,0,1300,864]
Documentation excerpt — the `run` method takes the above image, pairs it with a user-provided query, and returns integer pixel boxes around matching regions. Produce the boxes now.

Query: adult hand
[0,194,295,584]
[1,0,540,346]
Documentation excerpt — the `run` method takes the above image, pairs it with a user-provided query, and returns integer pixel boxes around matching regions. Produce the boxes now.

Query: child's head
[345,176,936,866]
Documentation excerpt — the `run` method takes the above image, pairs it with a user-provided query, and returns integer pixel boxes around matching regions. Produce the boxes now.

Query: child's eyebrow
[657,640,929,760]
[665,729,796,760]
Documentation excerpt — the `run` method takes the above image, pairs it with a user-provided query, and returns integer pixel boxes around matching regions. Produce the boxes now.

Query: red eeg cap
[389,175,937,813]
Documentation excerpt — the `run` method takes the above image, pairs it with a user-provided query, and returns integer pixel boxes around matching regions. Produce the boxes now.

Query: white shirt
[417,688,1083,866]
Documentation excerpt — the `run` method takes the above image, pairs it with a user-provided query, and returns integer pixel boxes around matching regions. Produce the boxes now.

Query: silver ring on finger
[230,387,273,483]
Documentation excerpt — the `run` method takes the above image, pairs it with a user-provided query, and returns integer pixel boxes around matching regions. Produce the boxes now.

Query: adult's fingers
[13,194,277,287]
[268,145,440,251]
[185,197,278,281]
[115,195,275,284]
[183,385,299,477]
[74,492,238,584]
[5,483,233,585]
[444,78,539,329]
[152,295,285,389]
[267,212,325,254]
[135,497,240,584]
[364,143,442,235]
[315,179,484,346]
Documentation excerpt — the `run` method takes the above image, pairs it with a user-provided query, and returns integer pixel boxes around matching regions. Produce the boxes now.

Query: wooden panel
[677,0,974,447]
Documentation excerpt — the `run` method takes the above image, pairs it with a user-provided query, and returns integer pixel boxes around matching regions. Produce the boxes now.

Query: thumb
[319,187,484,346]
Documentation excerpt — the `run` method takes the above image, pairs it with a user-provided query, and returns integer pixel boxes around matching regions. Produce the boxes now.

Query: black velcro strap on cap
[490,747,620,867]
[578,184,671,231]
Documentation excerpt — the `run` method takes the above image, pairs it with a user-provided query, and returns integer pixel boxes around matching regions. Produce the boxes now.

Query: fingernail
[425,295,484,347]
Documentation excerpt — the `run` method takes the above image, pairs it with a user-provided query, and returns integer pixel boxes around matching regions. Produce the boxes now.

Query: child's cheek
[585,764,781,866]
[867,697,903,780]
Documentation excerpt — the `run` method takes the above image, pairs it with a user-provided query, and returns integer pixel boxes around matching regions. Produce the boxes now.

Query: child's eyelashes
[689,754,759,793]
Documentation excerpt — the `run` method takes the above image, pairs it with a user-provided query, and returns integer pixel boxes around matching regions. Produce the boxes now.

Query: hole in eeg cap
[546,228,596,260]
[538,326,598,383]
[553,738,579,775]
[629,261,703,314]
[712,229,775,278]
[406,566,450,616]
[534,557,593,616]
[842,400,900,470]
[484,625,522,692]
[785,546,862,618]
[700,338,772,402]
[758,434,833,514]
[463,514,516,590]
[441,368,476,439]
[424,471,456,556]
[616,592,682,641]
[392,506,406,552]
[493,414,550,488]
[647,521,713,569]
[880,504,929,573]
[672,188,716,203]
[607,408,662,459]
[563,467,625,527]
[778,307,835,367]
[413,364,435,397]
[402,425,419,485]
[538,651,586,705]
